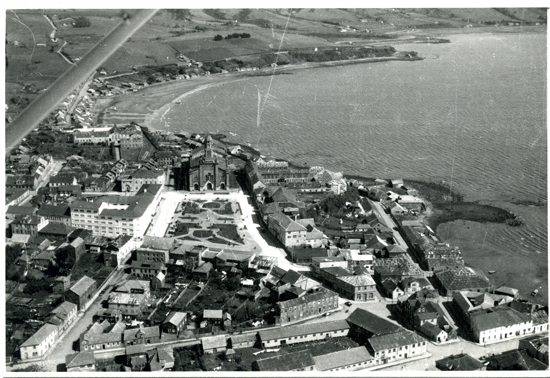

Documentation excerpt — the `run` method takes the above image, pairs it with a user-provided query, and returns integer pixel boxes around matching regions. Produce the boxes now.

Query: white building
[20,323,59,360]
[369,330,427,365]
[70,184,162,238]
[471,308,533,344]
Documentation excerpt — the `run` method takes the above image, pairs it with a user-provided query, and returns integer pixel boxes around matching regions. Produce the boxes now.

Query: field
[6,9,546,120]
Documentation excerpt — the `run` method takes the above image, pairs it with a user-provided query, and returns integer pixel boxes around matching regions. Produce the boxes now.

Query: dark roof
[488,349,548,371]
[346,308,401,336]
[6,205,37,216]
[279,269,302,285]
[38,223,76,236]
[37,204,70,217]
[471,307,531,332]
[123,326,160,341]
[436,353,484,371]
[254,350,315,371]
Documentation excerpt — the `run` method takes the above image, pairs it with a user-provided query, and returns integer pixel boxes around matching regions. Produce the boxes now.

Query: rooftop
[313,346,373,371]
[368,330,425,352]
[259,320,350,341]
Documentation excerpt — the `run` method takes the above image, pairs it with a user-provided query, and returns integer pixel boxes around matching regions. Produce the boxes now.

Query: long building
[70,184,162,238]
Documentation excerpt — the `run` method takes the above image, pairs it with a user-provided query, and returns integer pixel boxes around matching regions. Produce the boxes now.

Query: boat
[488,270,496,274]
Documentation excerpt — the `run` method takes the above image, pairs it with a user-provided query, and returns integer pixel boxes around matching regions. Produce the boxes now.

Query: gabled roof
[254,350,315,371]
[39,222,76,236]
[203,309,223,319]
[346,308,401,336]
[21,323,58,347]
[269,212,306,233]
[259,320,349,341]
[338,274,375,287]
[436,353,483,371]
[279,269,303,285]
[201,334,226,350]
[368,330,425,352]
[164,312,187,326]
[69,276,96,296]
[471,307,531,332]
[66,351,95,368]
[6,205,38,216]
[313,346,373,371]
[123,326,160,341]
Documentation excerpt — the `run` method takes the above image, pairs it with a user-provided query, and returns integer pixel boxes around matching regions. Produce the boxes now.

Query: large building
[70,184,162,238]
[120,169,165,193]
[182,136,230,191]
[20,323,59,361]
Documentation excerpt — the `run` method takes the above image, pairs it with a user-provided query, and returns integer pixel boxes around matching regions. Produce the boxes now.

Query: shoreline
[98,55,420,130]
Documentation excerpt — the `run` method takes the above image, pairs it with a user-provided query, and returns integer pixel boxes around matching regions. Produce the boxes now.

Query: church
[182,136,230,191]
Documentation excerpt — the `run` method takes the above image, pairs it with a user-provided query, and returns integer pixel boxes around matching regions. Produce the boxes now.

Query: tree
[73,16,91,28]
[6,244,21,270]
[213,34,223,41]
[23,279,52,295]
[55,246,75,275]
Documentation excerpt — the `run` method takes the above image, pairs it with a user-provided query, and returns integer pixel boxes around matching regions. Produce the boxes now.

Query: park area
[167,199,245,246]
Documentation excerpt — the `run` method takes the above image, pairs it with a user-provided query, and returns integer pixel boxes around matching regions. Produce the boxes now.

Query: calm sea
[152,32,547,300]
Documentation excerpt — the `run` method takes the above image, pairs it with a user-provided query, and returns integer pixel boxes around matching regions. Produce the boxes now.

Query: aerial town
[5,8,548,374]
[5,79,549,373]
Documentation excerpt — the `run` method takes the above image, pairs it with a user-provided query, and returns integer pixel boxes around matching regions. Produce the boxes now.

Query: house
[203,309,223,325]
[20,323,58,360]
[130,260,166,280]
[37,222,75,242]
[487,349,548,371]
[520,335,549,365]
[37,204,72,226]
[420,322,448,343]
[368,330,427,365]
[278,288,339,325]
[470,307,533,344]
[434,267,491,296]
[192,262,213,282]
[258,320,350,348]
[228,333,257,349]
[47,301,78,333]
[400,277,434,295]
[313,346,374,371]
[381,278,405,301]
[105,235,136,268]
[123,326,161,346]
[435,353,485,371]
[65,275,97,310]
[346,308,401,340]
[120,169,165,193]
[147,346,175,371]
[201,334,227,354]
[162,312,187,337]
[10,215,48,236]
[80,321,125,352]
[266,211,307,247]
[252,349,316,372]
[65,351,96,372]
[495,286,520,299]
[136,235,175,264]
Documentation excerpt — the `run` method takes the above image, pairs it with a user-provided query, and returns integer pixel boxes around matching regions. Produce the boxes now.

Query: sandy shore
[97,55,413,130]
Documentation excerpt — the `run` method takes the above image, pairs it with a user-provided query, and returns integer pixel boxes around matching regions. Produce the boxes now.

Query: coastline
[97,55,419,130]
